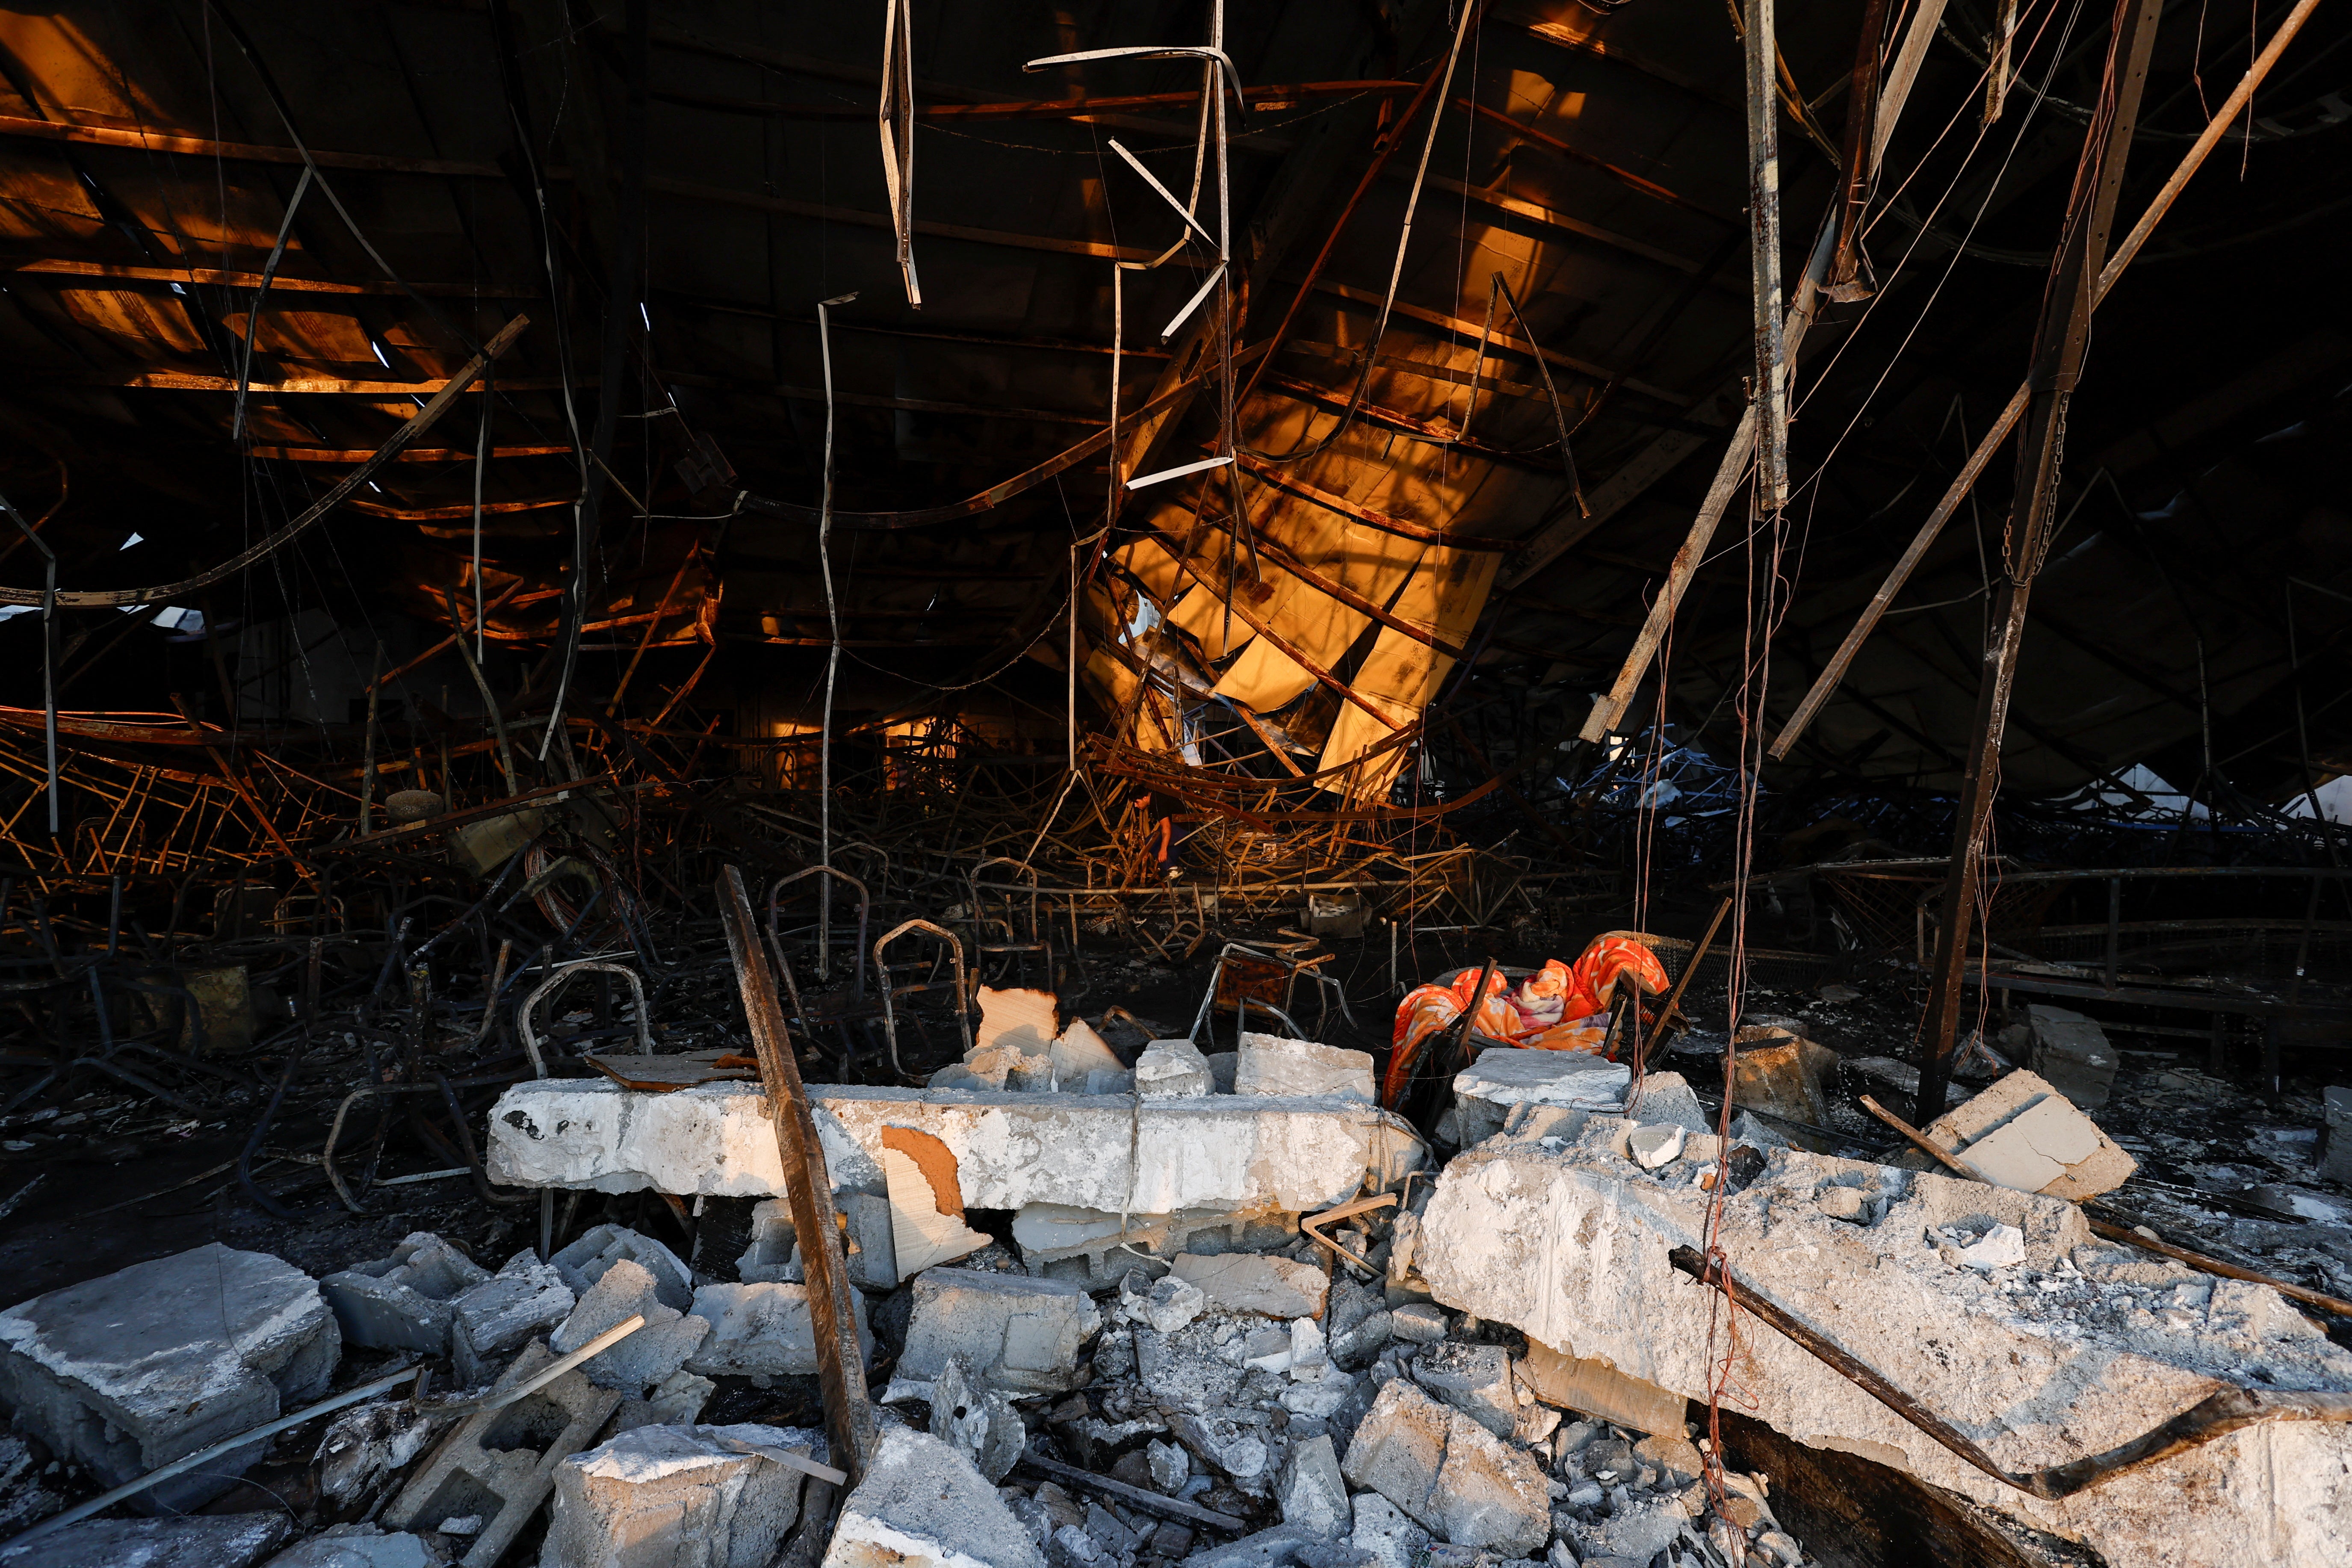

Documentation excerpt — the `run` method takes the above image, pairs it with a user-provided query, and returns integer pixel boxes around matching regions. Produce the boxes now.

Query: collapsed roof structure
[3,2,2352,1565]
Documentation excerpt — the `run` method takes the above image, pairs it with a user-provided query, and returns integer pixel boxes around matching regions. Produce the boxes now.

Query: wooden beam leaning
[1764,0,2328,763]
[715,864,879,1483]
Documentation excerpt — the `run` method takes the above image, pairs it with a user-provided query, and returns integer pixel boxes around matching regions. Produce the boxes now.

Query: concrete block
[929,1354,1026,1483]
[899,1269,1100,1394]
[540,1421,817,1568]
[2325,1086,2352,1185]
[1236,1033,1374,1102]
[1276,1433,1350,1537]
[1922,1069,2138,1201]
[0,1513,291,1568]
[1171,1253,1328,1320]
[450,1250,574,1387]
[488,1081,1423,1217]
[1413,1135,2352,1568]
[554,1225,695,1313]
[1338,1380,1548,1556]
[1349,1494,1430,1568]
[382,1338,623,1568]
[322,1231,491,1354]
[821,1425,1044,1568]
[1411,1342,1516,1439]
[684,1282,872,1379]
[1728,1028,1840,1144]
[2027,1005,2118,1109]
[1135,1039,1213,1098]
[1516,1341,1683,1436]
[262,1525,437,1568]
[551,1259,712,1394]
[1451,1051,1628,1146]
[1013,1203,1290,1289]
[0,1243,339,1513]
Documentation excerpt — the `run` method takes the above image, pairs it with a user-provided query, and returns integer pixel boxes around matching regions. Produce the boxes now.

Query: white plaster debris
[1234,1033,1375,1102]
[485,1080,1422,1213]
[1411,1128,2352,1568]
[541,1421,817,1568]
[821,1426,1044,1568]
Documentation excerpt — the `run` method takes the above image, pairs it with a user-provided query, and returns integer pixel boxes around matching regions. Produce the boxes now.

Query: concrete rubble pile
[6,973,2345,1568]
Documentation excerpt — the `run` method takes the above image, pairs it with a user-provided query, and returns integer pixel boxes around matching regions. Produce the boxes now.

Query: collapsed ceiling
[0,0,2347,818]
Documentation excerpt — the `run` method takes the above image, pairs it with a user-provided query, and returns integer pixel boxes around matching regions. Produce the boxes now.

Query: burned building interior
[5,0,2352,1563]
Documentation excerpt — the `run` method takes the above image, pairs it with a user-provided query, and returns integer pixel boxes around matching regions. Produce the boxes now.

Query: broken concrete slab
[383,1338,622,1568]
[1014,1203,1295,1289]
[1911,1069,2138,1201]
[684,1282,873,1379]
[1411,1342,1516,1438]
[821,1424,1044,1568]
[898,1268,1101,1394]
[1236,1033,1374,1103]
[0,1512,292,1568]
[261,1525,437,1568]
[487,1081,1422,1215]
[449,1249,574,1388]
[1276,1432,1350,1536]
[0,1243,340,1513]
[1347,1494,1430,1568]
[2027,1004,2118,1109]
[553,1225,695,1313]
[321,1231,491,1354]
[1172,1253,1329,1319]
[541,1421,816,1568]
[552,1258,712,1394]
[1337,1379,1549,1556]
[1412,1129,2352,1568]
[738,1192,900,1291]
[929,1354,1025,1483]
[1135,1038,1213,1098]
[1448,1050,1630,1146]
[2326,1086,2352,1185]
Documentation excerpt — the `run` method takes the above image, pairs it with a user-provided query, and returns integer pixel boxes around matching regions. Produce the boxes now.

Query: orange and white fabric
[1381,933,1672,1105]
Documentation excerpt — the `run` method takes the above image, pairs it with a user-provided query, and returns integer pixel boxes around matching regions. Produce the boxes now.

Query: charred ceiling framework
[3,3,2352,1564]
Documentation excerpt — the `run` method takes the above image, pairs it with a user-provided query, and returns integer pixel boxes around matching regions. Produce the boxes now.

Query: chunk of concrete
[1412,1342,1516,1439]
[899,1268,1101,1395]
[383,1338,622,1568]
[1389,1303,1447,1344]
[551,1259,712,1394]
[0,1244,339,1513]
[1349,1494,1431,1568]
[1919,1069,2138,1201]
[322,1231,491,1354]
[1276,1433,1350,1537]
[541,1421,816,1568]
[2027,1005,2117,1109]
[1119,1268,1208,1334]
[1338,1380,1548,1556]
[1412,1135,2352,1568]
[448,1248,576,1388]
[553,1225,695,1313]
[1450,1051,1629,1146]
[739,1192,900,1291]
[0,1512,291,1568]
[1172,1253,1328,1319]
[2325,1086,2352,1186]
[684,1282,872,1379]
[1627,1124,1685,1170]
[1729,1028,1840,1146]
[262,1525,437,1568]
[1136,1039,1213,1098]
[316,1399,449,1510]
[929,1354,1026,1483]
[1236,1033,1375,1103]
[821,1425,1044,1568]
[490,1081,1422,1216]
